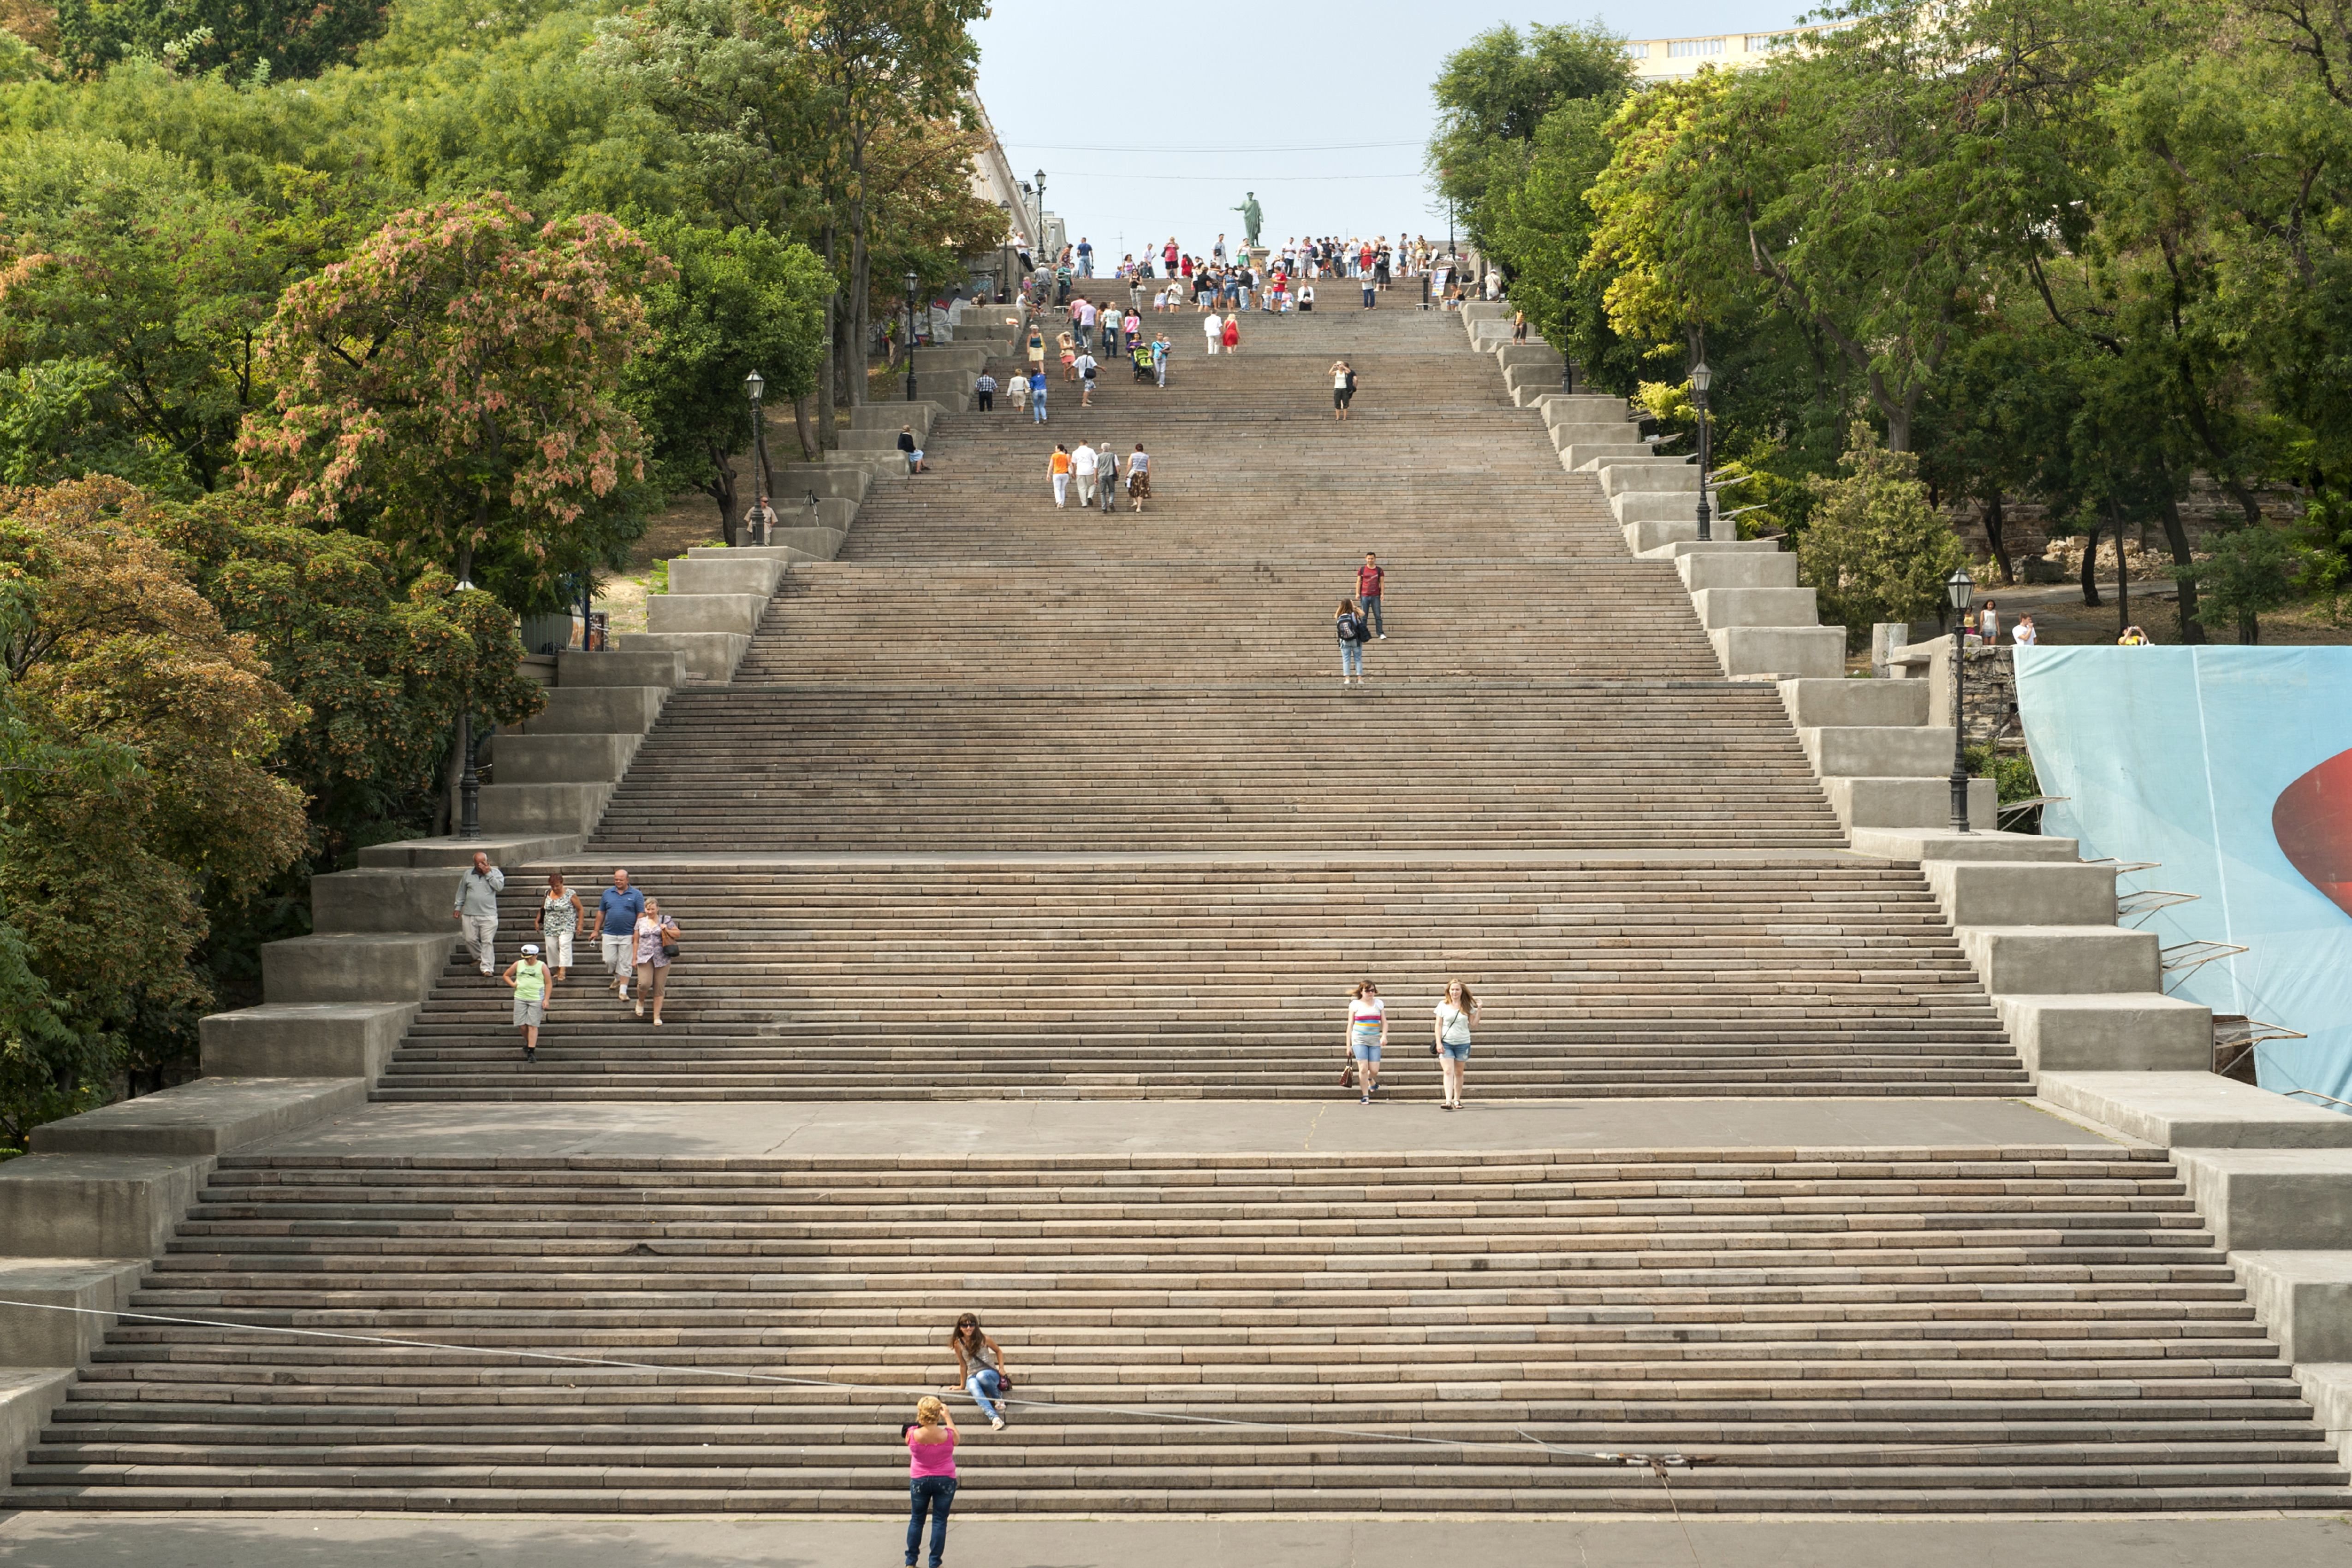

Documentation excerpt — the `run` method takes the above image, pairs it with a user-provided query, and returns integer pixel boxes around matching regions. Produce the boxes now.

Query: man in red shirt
[1356,553,1386,640]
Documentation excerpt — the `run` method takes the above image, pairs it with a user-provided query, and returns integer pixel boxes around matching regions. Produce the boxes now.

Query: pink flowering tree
[236,193,670,609]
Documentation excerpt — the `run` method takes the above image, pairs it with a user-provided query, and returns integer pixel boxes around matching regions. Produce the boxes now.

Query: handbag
[659,921,679,961]
[1338,1058,1355,1088]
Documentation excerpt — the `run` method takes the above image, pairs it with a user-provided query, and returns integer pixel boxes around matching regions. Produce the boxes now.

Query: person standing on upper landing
[452,851,503,976]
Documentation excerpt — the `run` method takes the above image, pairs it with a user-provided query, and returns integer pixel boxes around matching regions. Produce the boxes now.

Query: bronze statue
[1232,192,1262,249]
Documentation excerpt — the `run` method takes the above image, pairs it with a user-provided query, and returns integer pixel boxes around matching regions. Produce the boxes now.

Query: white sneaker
[990,1417,1005,1431]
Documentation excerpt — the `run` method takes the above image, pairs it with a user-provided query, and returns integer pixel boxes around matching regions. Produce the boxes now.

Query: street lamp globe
[1946,565,1976,613]
[743,368,763,402]
[1689,361,1712,396]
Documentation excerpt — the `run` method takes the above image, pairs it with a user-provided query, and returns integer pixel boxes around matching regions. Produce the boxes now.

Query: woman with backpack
[1336,597,1367,685]
[1432,978,1480,1111]
[1344,979,1388,1104]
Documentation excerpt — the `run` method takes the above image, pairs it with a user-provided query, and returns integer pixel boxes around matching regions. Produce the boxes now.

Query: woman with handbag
[1344,979,1387,1105]
[948,1313,1013,1431]
[630,897,681,1026]
[1432,978,1480,1111]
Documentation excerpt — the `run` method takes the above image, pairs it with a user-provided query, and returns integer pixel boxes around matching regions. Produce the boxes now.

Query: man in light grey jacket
[453,851,505,975]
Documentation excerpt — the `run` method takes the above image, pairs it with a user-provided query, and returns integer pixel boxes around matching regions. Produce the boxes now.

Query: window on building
[1746,33,1788,51]
[1623,41,1651,58]
[1667,36,1725,57]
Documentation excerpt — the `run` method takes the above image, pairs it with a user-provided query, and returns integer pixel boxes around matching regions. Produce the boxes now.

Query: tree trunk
[703,449,742,548]
[2116,519,2130,639]
[434,715,463,837]
[2079,522,2103,607]
[1982,493,2013,585]
[818,221,839,450]
[793,394,814,462]
[2243,606,2260,645]
[2155,489,2206,645]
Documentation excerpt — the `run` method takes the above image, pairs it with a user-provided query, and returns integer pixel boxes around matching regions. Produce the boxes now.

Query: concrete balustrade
[1679,551,1798,591]
[1709,625,1846,680]
[1924,859,2120,927]
[1690,586,1820,630]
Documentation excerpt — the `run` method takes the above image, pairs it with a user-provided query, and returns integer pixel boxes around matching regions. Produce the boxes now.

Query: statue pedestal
[1247,246,1270,271]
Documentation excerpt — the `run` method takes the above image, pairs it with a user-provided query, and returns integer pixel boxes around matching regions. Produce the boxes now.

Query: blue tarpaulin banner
[2013,646,2352,1106]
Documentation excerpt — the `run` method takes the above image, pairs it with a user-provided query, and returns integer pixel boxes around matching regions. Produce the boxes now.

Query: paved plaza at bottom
[3,1510,2350,1567]
[246,1094,2110,1161]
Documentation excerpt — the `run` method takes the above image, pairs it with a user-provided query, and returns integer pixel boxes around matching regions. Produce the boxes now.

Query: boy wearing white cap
[503,944,550,1063]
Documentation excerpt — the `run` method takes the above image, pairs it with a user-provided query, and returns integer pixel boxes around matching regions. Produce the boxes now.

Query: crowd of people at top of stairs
[1027,232,1492,313]
[452,858,683,1060]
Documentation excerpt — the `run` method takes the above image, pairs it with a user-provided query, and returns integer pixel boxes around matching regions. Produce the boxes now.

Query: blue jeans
[1033,396,1048,423]
[906,1476,956,1568]
[967,1366,1004,1420]
[1360,594,1383,636]
[1340,640,1363,678]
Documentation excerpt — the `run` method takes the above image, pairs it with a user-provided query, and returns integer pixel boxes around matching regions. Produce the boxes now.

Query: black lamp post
[1560,280,1574,393]
[1690,359,1713,542]
[903,273,921,402]
[452,566,481,839]
[1034,169,1047,249]
[743,368,767,545]
[1946,565,1977,833]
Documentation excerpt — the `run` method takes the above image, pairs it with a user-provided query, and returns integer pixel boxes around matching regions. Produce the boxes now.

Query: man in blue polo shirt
[589,868,646,999]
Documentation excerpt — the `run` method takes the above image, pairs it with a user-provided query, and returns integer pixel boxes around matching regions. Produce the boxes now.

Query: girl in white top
[1432,978,1481,1111]
[1202,311,1223,354]
[1345,980,1388,1105]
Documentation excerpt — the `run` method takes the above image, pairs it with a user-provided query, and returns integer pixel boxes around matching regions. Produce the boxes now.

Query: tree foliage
[0,475,307,1143]
[237,192,665,610]
[1797,423,1967,646]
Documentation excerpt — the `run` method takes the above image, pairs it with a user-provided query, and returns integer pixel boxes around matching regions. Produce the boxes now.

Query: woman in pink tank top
[903,1395,957,1568]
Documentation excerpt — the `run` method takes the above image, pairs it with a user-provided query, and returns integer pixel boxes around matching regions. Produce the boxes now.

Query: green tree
[2168,525,2317,644]
[1426,20,1632,257]
[622,218,828,544]
[1797,422,1967,646]
[0,475,308,1138]
[50,0,392,80]
[237,192,667,612]
[154,491,543,863]
[0,133,288,493]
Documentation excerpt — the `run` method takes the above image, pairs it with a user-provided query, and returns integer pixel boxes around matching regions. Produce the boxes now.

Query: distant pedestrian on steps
[1151,333,1170,386]
[1336,598,1367,685]
[1346,979,1388,1103]
[1362,272,1377,309]
[1432,978,1479,1110]
[1330,360,1356,421]
[903,1396,958,1568]
[503,944,548,1063]
[899,424,925,475]
[1357,552,1385,638]
[1007,370,1028,416]
[535,872,583,981]
[1029,368,1048,423]
[1096,442,1119,513]
[1222,313,1240,353]
[592,868,643,999]
[452,850,504,975]
[1071,440,1098,507]
[1127,444,1151,511]
[1049,444,1071,507]
[1075,350,1098,407]
[1203,310,1223,355]
[974,372,995,413]
[630,897,679,1026]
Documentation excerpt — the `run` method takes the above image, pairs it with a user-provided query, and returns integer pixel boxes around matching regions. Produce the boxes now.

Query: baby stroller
[1132,344,1155,382]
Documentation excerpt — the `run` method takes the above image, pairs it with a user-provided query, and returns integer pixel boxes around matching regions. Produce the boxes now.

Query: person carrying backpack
[1336,597,1368,685]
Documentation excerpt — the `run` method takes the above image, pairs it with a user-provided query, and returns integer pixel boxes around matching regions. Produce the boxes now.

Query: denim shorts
[1351,1042,1381,1062]
[1438,1039,1470,1061]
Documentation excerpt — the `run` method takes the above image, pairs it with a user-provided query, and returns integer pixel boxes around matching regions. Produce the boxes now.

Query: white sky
[971,2,1815,262]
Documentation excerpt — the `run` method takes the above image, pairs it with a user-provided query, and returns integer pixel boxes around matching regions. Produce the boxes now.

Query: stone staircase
[8,301,2350,1520]
[11,1146,2346,1513]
